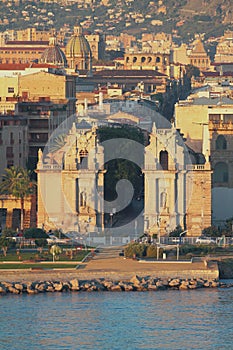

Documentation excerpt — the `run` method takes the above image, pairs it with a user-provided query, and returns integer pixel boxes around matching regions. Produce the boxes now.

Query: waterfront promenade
[0,246,219,282]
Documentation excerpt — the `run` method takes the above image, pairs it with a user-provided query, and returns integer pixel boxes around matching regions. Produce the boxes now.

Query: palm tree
[50,244,62,262]
[0,166,36,231]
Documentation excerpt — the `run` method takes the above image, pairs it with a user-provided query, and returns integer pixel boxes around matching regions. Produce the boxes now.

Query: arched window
[147,56,152,63]
[141,57,146,63]
[126,56,129,63]
[159,150,168,170]
[213,162,228,183]
[156,56,161,63]
[79,150,88,169]
[216,135,227,150]
[133,56,137,63]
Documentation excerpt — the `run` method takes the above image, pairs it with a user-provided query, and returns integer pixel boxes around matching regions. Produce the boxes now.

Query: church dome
[66,26,92,58]
[40,37,67,67]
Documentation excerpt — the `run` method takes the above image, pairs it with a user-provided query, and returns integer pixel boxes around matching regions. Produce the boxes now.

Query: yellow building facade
[174,97,233,226]
[124,52,170,75]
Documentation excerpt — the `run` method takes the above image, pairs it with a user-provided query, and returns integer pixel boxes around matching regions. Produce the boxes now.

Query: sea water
[1,285,233,350]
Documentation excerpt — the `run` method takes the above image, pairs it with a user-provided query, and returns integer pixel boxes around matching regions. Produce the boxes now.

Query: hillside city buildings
[0,23,233,242]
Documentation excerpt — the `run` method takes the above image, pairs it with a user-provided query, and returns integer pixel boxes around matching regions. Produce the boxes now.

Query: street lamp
[110,208,116,228]
[157,217,161,244]
[110,212,113,228]
[176,230,187,261]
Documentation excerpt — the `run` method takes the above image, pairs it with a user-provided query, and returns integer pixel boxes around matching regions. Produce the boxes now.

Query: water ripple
[1,288,233,350]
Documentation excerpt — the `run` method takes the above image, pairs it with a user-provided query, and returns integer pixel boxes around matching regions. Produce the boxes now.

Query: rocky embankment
[0,275,232,295]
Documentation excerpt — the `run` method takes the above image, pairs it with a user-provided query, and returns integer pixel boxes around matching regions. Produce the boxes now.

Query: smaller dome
[66,26,92,58]
[40,37,67,67]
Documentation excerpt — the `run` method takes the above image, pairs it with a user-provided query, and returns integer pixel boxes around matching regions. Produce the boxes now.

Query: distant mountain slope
[163,0,233,39]
[0,0,232,42]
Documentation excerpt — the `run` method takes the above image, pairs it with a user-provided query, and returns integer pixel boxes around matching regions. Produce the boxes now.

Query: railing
[41,164,62,170]
[186,164,206,171]
[159,236,233,245]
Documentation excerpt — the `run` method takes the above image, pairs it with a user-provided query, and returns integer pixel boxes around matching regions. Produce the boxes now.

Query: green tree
[124,242,147,258]
[169,225,183,237]
[202,225,221,237]
[0,166,36,230]
[24,228,47,239]
[220,217,233,237]
[0,236,10,256]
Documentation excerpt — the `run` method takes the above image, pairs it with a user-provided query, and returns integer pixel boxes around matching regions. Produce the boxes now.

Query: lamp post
[157,217,161,244]
[110,212,113,228]
[177,244,179,261]
[177,230,187,260]
[110,208,116,229]
[157,244,160,260]
[87,217,91,246]
[201,196,205,231]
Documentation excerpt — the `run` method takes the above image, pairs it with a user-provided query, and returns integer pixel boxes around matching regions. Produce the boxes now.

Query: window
[10,132,14,144]
[213,162,228,183]
[216,135,227,150]
[223,114,233,123]
[209,114,220,122]
[0,208,7,228]
[159,150,168,170]
[79,150,88,169]
[8,87,14,93]
[6,146,13,158]
[12,209,21,230]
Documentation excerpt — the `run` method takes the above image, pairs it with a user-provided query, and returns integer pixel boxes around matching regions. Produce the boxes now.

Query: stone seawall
[0,275,230,295]
[218,260,233,279]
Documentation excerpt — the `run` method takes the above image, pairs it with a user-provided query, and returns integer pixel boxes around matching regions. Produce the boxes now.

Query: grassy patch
[0,263,79,269]
[0,249,88,263]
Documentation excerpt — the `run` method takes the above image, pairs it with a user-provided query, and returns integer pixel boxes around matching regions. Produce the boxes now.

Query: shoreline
[1,257,233,295]
[0,275,230,295]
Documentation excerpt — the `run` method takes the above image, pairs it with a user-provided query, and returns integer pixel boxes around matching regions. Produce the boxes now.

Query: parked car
[170,237,181,243]
[46,234,71,245]
[195,236,216,244]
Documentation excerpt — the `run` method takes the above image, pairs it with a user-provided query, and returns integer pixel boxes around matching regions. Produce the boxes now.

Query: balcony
[186,164,210,171]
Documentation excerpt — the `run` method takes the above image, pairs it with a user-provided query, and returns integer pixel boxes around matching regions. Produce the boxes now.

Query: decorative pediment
[108,111,139,123]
